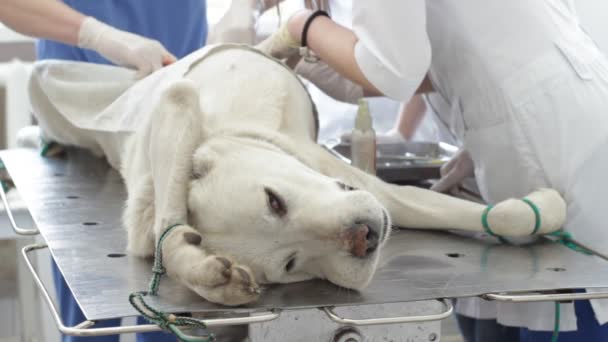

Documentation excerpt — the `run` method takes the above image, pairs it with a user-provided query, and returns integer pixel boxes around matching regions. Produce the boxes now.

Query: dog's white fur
[30,45,566,306]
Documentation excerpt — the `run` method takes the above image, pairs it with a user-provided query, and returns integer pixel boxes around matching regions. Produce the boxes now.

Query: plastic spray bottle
[351,99,376,175]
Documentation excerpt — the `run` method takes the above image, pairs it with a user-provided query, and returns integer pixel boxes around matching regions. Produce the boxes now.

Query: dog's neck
[204,126,321,170]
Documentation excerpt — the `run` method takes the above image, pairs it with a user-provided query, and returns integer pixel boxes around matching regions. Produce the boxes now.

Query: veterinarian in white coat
[258,0,608,340]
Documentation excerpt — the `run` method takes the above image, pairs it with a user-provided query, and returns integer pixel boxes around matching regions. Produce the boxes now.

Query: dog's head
[147,76,389,294]
[186,134,390,290]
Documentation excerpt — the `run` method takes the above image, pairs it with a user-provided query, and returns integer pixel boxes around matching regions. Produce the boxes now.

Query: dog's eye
[337,181,356,191]
[265,188,287,217]
[285,257,296,273]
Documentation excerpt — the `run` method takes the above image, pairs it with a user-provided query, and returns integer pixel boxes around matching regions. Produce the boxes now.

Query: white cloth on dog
[29,44,318,168]
[29,47,220,168]
[29,47,212,135]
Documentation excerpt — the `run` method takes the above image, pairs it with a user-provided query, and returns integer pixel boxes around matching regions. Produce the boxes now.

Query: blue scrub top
[37,0,207,63]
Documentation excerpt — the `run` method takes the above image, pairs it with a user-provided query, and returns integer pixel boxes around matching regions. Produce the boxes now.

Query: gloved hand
[78,17,176,79]
[255,19,300,60]
[430,149,475,193]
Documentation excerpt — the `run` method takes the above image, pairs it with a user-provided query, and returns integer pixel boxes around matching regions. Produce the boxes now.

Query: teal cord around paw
[40,140,65,157]
[128,223,215,342]
[481,198,542,241]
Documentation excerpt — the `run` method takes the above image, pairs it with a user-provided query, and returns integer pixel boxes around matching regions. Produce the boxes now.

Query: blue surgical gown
[37,0,207,63]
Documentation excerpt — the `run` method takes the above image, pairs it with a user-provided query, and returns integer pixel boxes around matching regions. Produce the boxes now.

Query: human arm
[258,1,431,101]
[393,94,428,141]
[0,0,84,44]
[0,0,176,78]
[286,10,384,96]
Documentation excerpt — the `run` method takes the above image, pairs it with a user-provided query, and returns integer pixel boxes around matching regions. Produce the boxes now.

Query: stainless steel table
[3,148,608,341]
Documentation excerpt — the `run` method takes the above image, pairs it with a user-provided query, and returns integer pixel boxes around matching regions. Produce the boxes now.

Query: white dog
[28,45,566,306]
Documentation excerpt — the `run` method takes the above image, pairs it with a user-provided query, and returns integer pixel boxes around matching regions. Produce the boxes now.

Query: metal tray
[326,141,457,183]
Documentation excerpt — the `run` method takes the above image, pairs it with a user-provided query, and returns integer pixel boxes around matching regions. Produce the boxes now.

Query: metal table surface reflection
[3,148,608,321]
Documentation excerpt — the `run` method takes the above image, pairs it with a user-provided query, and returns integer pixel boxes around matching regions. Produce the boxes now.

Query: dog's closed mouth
[380,209,390,241]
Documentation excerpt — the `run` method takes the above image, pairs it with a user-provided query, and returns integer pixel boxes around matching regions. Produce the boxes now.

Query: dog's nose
[348,223,379,258]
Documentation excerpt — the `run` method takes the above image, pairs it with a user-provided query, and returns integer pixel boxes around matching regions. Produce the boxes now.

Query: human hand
[78,17,176,79]
[254,15,300,59]
[431,149,475,193]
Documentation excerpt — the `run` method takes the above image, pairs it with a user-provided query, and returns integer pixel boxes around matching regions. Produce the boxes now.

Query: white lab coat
[350,0,608,332]
[312,0,403,144]
[431,0,608,332]
[351,0,430,102]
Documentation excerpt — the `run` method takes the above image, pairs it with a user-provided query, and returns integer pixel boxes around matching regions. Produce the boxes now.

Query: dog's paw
[487,188,566,236]
[523,188,567,234]
[189,255,260,306]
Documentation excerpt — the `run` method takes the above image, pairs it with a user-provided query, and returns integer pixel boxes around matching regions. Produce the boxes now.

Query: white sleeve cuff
[354,41,427,102]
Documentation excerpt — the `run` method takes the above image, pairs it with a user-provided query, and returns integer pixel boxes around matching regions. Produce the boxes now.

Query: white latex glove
[431,149,475,193]
[78,17,176,79]
[255,20,300,59]
[295,59,364,104]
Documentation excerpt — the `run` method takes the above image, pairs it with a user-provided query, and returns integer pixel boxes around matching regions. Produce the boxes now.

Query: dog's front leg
[145,80,259,305]
[308,144,566,237]
[161,224,260,306]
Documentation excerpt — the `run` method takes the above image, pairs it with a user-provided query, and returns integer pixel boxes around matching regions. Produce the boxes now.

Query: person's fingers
[439,152,459,177]
[432,150,475,193]
[162,52,177,66]
[134,45,173,79]
[431,166,464,193]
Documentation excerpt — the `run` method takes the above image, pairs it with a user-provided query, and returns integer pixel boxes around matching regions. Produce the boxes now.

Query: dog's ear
[147,80,203,235]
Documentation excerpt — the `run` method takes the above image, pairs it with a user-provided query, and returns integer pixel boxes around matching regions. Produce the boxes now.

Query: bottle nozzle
[355,99,373,131]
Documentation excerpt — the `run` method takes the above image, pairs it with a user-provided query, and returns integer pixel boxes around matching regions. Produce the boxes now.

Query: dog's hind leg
[306,144,566,237]
[124,175,156,257]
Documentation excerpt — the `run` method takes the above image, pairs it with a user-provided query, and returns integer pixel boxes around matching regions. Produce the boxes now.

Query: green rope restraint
[128,223,216,342]
[552,302,560,342]
[482,198,541,241]
[481,205,509,243]
[547,230,593,255]
[40,140,65,158]
[521,198,542,235]
[481,198,593,342]
[0,160,8,193]
[40,142,52,157]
